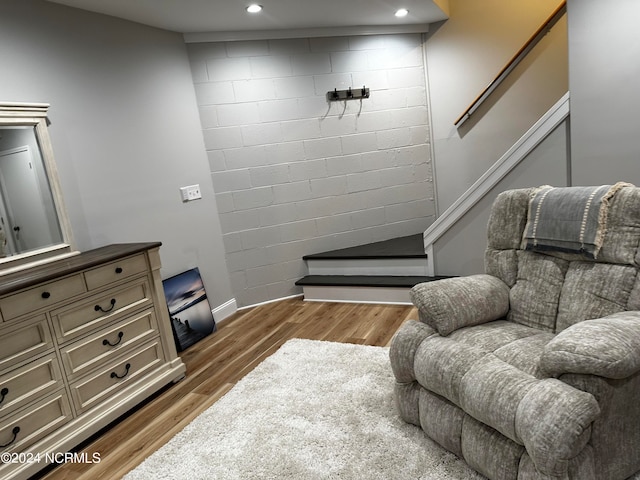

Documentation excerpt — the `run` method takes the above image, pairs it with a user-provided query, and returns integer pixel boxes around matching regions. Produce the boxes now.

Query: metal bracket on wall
[327,86,370,101]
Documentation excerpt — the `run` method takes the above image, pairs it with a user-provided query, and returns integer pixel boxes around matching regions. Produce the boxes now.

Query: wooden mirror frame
[0,102,77,274]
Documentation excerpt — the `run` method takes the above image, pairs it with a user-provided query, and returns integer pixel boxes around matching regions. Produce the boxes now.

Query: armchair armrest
[410,274,510,336]
[541,311,640,379]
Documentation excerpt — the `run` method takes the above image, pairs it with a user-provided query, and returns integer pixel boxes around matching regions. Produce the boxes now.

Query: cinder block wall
[187,33,435,307]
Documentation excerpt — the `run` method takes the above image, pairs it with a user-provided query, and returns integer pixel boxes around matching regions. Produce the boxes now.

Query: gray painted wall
[567,0,640,186]
[0,0,233,310]
[410,0,640,278]
[188,35,436,306]
[421,0,569,276]
[425,0,568,213]
[7,0,616,309]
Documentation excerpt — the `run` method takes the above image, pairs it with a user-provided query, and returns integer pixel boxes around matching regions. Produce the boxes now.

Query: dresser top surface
[0,242,161,296]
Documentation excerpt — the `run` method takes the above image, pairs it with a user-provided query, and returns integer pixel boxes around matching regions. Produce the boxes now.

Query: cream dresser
[0,243,186,480]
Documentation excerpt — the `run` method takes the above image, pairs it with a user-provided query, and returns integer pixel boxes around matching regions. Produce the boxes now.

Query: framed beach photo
[162,267,216,352]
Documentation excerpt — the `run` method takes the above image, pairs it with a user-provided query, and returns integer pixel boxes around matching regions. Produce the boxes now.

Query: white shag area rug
[124,338,485,480]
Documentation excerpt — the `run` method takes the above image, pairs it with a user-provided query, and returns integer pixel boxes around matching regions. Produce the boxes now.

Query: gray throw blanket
[522,183,630,258]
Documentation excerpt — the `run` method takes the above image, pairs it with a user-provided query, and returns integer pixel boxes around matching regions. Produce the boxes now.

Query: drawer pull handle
[110,363,131,380]
[0,387,8,405]
[94,298,117,313]
[115,267,123,274]
[41,291,51,299]
[103,331,124,347]
[0,426,20,449]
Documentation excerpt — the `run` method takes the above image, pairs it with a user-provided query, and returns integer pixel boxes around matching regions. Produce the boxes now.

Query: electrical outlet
[180,184,202,202]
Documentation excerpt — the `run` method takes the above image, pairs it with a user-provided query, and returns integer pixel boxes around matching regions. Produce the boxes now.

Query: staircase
[296,234,448,304]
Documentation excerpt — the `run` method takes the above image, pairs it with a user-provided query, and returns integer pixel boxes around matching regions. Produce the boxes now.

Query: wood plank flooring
[36,298,417,480]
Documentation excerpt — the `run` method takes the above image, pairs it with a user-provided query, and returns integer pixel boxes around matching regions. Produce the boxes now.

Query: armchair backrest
[485,185,640,333]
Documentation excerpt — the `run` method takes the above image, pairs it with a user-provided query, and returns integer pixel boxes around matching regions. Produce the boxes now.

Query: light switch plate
[180,184,202,202]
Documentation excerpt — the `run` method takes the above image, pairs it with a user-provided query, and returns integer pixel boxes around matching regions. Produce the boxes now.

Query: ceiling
[46,0,449,36]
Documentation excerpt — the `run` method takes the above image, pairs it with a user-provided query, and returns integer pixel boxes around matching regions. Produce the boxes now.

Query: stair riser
[300,285,412,304]
[306,258,428,276]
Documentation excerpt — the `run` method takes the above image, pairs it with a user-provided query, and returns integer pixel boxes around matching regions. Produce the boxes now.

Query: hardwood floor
[36,297,417,480]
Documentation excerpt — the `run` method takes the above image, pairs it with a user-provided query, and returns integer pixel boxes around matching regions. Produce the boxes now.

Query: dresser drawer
[0,354,64,418]
[69,340,165,414]
[84,253,148,291]
[60,309,159,380]
[0,392,72,454]
[51,278,153,343]
[0,317,53,374]
[0,274,86,322]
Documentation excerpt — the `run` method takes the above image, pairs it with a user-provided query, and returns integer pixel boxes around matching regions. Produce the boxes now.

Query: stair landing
[296,234,447,304]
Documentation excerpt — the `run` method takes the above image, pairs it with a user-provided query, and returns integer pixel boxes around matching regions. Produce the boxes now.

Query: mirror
[0,102,76,273]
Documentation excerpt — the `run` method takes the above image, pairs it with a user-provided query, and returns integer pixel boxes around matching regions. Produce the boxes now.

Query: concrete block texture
[194,82,235,106]
[188,33,435,307]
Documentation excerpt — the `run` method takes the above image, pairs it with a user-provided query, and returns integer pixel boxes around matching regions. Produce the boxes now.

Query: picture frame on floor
[163,267,217,351]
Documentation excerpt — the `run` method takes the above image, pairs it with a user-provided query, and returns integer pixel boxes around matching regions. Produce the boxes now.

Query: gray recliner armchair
[390,184,640,479]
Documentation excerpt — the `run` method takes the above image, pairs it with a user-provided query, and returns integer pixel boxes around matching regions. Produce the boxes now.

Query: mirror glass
[0,126,63,257]
[0,103,75,273]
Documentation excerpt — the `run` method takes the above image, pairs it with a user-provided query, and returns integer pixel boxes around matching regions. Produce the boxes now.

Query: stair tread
[303,234,426,260]
[295,275,449,288]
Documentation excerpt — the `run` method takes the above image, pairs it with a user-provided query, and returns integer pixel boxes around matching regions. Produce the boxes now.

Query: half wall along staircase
[296,234,448,304]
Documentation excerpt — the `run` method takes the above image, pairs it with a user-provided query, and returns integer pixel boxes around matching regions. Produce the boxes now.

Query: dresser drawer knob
[0,426,20,449]
[41,291,51,299]
[115,267,123,274]
[102,331,124,347]
[110,363,131,380]
[94,298,117,313]
[0,387,8,405]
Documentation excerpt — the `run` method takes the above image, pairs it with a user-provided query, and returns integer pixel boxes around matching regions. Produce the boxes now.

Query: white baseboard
[213,289,411,318]
[212,298,238,323]
[237,293,304,311]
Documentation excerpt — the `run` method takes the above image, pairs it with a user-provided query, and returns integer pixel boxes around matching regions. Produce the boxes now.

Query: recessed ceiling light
[395,8,409,17]
[246,4,263,13]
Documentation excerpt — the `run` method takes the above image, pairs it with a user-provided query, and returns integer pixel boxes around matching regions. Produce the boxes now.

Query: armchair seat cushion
[408,320,553,407]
